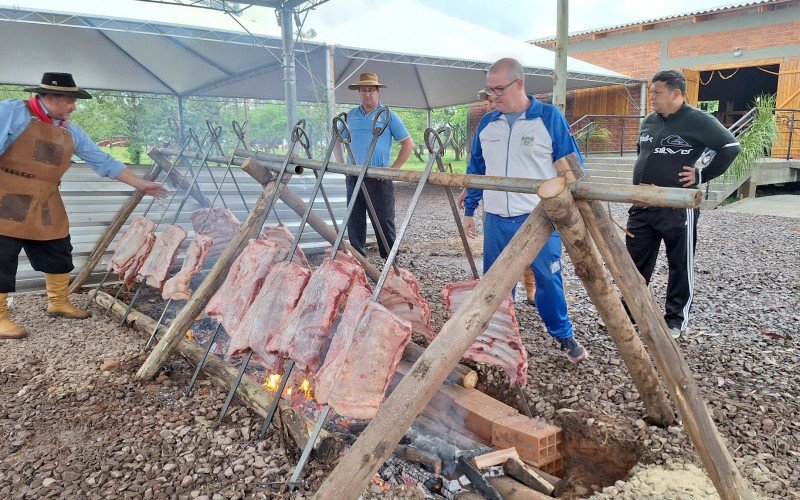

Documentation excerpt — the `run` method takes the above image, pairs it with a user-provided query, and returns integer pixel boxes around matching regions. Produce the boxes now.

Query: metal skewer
[253,114,353,438]
[337,114,397,272]
[179,120,297,396]
[430,138,534,419]
[146,121,259,348]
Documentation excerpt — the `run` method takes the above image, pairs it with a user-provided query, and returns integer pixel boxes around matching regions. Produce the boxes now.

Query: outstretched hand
[140,181,168,199]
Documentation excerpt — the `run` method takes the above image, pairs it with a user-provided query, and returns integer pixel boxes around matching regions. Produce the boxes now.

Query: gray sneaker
[559,337,588,363]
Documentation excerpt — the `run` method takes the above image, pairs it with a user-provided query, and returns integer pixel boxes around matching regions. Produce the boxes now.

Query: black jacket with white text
[633,103,740,188]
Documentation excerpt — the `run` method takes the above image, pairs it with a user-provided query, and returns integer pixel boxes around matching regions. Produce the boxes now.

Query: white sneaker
[669,327,682,339]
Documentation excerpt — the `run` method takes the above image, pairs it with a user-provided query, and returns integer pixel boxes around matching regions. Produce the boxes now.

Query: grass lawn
[402,152,467,173]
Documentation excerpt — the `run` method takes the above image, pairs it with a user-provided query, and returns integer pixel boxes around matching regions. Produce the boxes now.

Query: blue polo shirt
[345,103,409,167]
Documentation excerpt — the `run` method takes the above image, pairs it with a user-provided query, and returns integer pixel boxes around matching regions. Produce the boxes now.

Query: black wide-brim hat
[24,72,92,99]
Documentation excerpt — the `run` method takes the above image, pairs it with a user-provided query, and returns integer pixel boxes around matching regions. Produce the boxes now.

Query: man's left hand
[679,166,697,187]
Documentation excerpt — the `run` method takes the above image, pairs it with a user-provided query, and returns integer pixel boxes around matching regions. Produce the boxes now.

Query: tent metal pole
[177,95,186,139]
[281,7,298,138]
[325,43,336,142]
[553,0,568,114]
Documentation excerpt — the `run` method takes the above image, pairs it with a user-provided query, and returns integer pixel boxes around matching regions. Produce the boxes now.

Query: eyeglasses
[483,78,519,97]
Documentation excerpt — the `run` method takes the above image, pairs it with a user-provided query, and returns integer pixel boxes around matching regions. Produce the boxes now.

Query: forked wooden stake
[538,176,674,426]
[553,153,753,500]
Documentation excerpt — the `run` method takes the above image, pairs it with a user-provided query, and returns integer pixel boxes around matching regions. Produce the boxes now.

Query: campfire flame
[299,379,313,399]
[185,330,195,342]
[262,374,282,392]
[261,374,314,400]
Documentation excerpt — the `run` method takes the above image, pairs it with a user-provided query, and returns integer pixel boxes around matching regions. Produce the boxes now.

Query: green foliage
[588,125,613,144]
[722,94,778,182]
[1,84,469,169]
[0,86,28,100]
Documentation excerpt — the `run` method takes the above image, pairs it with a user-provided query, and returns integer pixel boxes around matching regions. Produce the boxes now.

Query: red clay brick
[491,415,563,465]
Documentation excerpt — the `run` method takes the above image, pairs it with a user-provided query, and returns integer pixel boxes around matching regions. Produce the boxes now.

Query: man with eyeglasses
[343,72,414,259]
[462,58,588,363]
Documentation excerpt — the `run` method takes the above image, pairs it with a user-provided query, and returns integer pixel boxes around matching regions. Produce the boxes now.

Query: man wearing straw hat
[344,72,414,258]
[0,72,168,340]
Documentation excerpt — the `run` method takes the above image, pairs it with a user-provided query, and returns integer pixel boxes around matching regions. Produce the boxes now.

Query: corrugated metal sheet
[15,163,364,293]
[531,0,786,43]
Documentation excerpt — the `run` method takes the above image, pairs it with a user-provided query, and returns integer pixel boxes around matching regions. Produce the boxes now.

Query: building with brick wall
[532,0,800,158]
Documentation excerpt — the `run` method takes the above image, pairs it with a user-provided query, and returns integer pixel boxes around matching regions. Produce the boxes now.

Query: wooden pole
[403,342,477,390]
[136,162,292,380]
[94,290,342,463]
[241,149,701,209]
[554,154,753,500]
[69,160,164,293]
[539,177,674,425]
[313,205,554,499]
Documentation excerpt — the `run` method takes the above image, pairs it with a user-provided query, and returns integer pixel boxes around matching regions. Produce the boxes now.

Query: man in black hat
[0,72,168,340]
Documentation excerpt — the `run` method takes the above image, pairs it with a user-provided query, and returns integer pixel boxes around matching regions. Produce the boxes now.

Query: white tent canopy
[0,0,641,108]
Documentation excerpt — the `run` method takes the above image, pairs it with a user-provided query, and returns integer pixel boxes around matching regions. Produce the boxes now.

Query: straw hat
[24,72,92,99]
[348,72,388,90]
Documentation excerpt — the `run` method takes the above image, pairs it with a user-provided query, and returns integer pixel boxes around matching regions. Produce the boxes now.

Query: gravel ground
[1,181,798,499]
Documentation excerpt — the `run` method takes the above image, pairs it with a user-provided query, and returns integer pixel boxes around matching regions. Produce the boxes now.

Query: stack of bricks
[429,380,564,476]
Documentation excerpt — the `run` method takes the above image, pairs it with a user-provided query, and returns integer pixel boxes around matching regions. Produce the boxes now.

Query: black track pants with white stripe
[625,206,699,330]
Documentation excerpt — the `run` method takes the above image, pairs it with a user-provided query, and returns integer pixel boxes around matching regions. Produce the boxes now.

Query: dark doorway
[698,64,778,127]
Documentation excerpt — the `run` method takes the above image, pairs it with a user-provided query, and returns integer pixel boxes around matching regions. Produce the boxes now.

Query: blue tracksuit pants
[483,212,574,340]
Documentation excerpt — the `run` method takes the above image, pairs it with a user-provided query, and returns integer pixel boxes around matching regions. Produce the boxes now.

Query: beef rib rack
[315,288,412,419]
[161,234,214,301]
[226,260,312,375]
[108,216,156,284]
[378,268,434,339]
[267,257,363,373]
[205,234,288,336]
[136,224,188,289]
[190,207,240,261]
[443,279,528,387]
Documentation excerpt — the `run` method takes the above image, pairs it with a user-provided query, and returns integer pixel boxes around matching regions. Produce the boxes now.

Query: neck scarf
[26,97,65,128]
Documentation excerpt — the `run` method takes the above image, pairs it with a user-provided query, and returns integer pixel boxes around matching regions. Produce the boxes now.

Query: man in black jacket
[627,70,740,339]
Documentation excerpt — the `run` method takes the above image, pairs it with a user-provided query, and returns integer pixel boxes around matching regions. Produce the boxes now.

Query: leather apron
[0,113,74,241]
